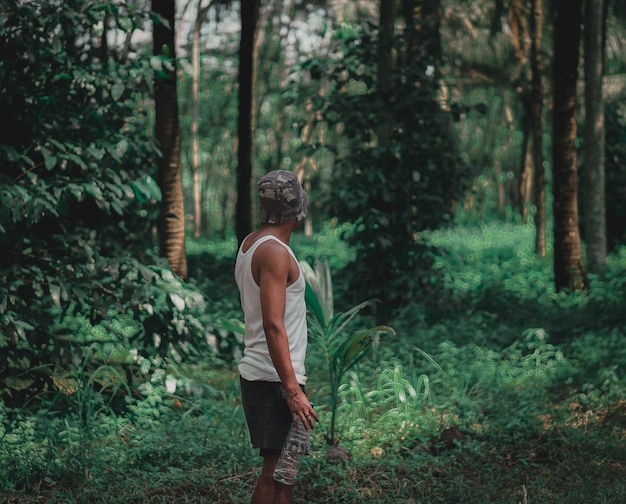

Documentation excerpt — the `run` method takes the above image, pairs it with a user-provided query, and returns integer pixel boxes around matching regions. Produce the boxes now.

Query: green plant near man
[299,259,395,448]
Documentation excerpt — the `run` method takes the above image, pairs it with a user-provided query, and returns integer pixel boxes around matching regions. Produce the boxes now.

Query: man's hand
[287,391,318,431]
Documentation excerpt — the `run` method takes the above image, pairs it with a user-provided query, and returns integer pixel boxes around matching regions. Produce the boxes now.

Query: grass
[1,221,626,503]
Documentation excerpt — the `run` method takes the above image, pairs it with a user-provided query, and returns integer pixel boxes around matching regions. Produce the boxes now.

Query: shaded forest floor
[2,222,626,503]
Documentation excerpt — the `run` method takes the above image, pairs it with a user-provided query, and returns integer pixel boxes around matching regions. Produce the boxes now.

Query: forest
[1,0,626,502]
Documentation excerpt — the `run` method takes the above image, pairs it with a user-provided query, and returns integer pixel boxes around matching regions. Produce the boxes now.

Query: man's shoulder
[254,236,291,260]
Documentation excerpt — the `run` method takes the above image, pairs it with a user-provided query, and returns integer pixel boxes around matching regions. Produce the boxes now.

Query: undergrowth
[1,222,625,503]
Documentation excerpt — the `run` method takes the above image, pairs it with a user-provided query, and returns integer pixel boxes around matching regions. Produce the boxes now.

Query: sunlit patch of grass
[421,221,555,302]
[185,236,238,260]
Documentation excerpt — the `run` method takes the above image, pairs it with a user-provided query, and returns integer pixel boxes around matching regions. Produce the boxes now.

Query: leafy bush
[0,0,215,406]
[292,23,471,313]
[0,406,50,491]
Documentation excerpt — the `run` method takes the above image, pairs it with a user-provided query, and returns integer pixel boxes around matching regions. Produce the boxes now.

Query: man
[235,170,319,504]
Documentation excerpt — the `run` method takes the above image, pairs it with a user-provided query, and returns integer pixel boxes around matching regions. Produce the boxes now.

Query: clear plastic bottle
[273,417,310,485]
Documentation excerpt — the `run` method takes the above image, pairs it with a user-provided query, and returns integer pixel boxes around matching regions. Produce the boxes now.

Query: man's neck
[258,223,293,244]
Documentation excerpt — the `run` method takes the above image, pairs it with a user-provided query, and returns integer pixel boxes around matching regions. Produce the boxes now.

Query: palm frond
[300,260,334,324]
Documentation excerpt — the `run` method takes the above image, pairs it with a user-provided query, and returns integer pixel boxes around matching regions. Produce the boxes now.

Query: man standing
[235,170,319,503]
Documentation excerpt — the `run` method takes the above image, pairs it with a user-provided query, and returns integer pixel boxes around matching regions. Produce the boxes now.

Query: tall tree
[153,0,187,278]
[582,0,607,274]
[552,0,587,291]
[190,0,212,239]
[317,0,468,310]
[530,0,546,256]
[377,0,396,147]
[236,0,261,244]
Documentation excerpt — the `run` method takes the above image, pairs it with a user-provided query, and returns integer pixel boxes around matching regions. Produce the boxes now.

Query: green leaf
[87,146,104,160]
[174,318,185,335]
[301,260,334,324]
[329,299,377,336]
[111,81,125,101]
[45,155,57,170]
[3,146,21,162]
[48,139,66,151]
[68,183,85,201]
[149,56,163,71]
[140,359,151,375]
[64,153,87,170]
[143,175,162,201]
[305,283,326,326]
[116,16,132,32]
[105,182,124,199]
[115,139,128,158]
[106,142,122,162]
[49,283,61,307]
[103,342,115,356]
[40,146,57,170]
[168,292,185,311]
[340,332,370,369]
[149,12,171,30]
[129,181,145,202]
[217,317,245,335]
[83,182,103,200]
[161,269,175,282]
[111,201,124,215]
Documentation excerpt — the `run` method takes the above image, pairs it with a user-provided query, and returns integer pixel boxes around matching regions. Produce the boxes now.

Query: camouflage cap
[257,170,309,224]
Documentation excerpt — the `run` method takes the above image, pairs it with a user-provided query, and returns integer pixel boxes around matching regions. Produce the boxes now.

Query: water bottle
[273,416,311,485]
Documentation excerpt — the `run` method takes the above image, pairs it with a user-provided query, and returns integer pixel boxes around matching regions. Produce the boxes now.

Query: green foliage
[301,259,395,446]
[1,223,626,502]
[292,222,356,273]
[0,406,50,492]
[185,241,246,363]
[293,23,471,312]
[321,366,436,458]
[49,345,130,429]
[0,0,214,405]
[422,220,551,304]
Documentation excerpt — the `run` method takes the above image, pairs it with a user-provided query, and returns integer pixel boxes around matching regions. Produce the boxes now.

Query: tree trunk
[236,0,260,244]
[508,0,529,64]
[582,0,607,274]
[153,0,187,279]
[191,0,203,239]
[552,0,586,291]
[377,0,396,147]
[530,0,546,256]
[519,98,532,223]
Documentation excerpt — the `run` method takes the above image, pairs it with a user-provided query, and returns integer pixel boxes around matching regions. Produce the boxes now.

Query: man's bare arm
[256,241,318,429]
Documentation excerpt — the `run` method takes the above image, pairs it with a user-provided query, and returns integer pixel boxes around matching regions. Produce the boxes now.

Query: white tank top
[235,235,308,384]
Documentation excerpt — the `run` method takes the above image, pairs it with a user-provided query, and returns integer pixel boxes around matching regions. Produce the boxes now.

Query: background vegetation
[1,0,625,503]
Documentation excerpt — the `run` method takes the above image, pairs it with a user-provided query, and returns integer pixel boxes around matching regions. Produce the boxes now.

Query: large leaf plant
[300,260,394,447]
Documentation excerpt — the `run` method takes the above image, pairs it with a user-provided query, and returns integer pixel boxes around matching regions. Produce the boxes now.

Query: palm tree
[376,0,396,147]
[153,0,187,279]
[582,0,608,274]
[236,0,260,244]
[552,0,587,291]
[530,0,546,256]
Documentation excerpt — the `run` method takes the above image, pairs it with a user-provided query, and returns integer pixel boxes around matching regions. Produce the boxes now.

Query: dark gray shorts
[240,377,304,457]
